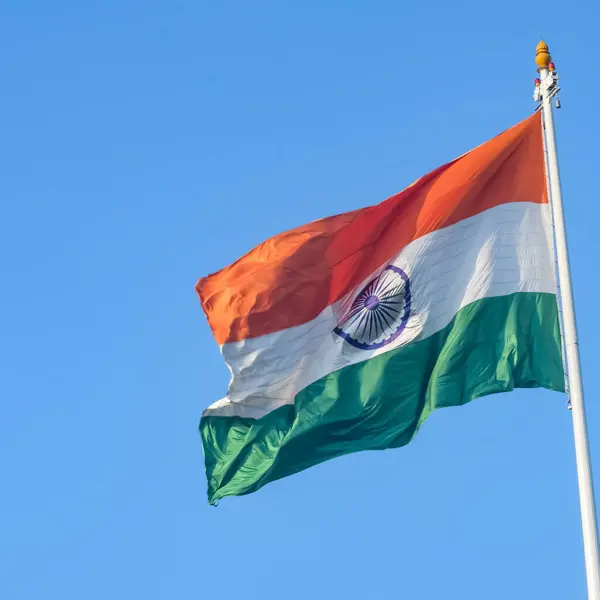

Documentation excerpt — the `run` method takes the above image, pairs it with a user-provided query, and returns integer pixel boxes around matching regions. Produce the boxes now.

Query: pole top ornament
[533,40,560,108]
[535,40,552,69]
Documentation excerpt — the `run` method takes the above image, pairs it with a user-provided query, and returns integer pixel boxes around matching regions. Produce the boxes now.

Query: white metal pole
[536,43,600,599]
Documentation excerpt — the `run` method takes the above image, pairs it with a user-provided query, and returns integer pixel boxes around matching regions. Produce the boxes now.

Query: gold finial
[535,40,552,69]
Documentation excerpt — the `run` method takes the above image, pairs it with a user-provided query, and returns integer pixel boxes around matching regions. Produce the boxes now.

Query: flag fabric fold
[196,112,565,505]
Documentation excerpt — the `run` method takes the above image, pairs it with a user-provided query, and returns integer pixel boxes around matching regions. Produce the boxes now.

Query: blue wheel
[334,265,411,350]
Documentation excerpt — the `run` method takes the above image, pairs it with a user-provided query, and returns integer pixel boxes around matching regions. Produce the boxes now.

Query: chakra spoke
[374,309,387,335]
[378,305,398,323]
[375,275,398,298]
[378,299,403,311]
[380,283,404,300]
[346,303,367,321]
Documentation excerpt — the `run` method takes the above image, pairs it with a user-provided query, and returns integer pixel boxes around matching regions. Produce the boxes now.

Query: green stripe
[200,292,564,505]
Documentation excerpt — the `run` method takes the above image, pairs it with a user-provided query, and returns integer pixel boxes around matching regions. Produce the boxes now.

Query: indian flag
[197,112,565,505]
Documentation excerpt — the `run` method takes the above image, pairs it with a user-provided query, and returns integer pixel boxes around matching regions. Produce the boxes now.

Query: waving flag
[197,112,564,505]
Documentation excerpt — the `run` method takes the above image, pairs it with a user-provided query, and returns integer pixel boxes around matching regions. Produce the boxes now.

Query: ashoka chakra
[334,265,411,350]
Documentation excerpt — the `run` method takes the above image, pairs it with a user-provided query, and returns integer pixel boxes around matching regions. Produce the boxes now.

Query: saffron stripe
[197,113,546,344]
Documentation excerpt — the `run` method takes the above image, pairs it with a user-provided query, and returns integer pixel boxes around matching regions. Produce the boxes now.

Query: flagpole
[534,41,600,599]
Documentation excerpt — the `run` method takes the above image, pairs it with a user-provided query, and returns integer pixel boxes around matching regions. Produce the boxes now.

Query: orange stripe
[197,112,547,344]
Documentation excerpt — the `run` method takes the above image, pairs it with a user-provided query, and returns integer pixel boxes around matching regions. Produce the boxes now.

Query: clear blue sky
[2,1,600,598]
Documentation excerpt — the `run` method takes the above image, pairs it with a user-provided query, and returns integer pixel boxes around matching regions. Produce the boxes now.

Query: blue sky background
[2,1,600,598]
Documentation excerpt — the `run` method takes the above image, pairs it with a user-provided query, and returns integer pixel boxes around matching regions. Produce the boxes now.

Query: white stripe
[204,202,556,418]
